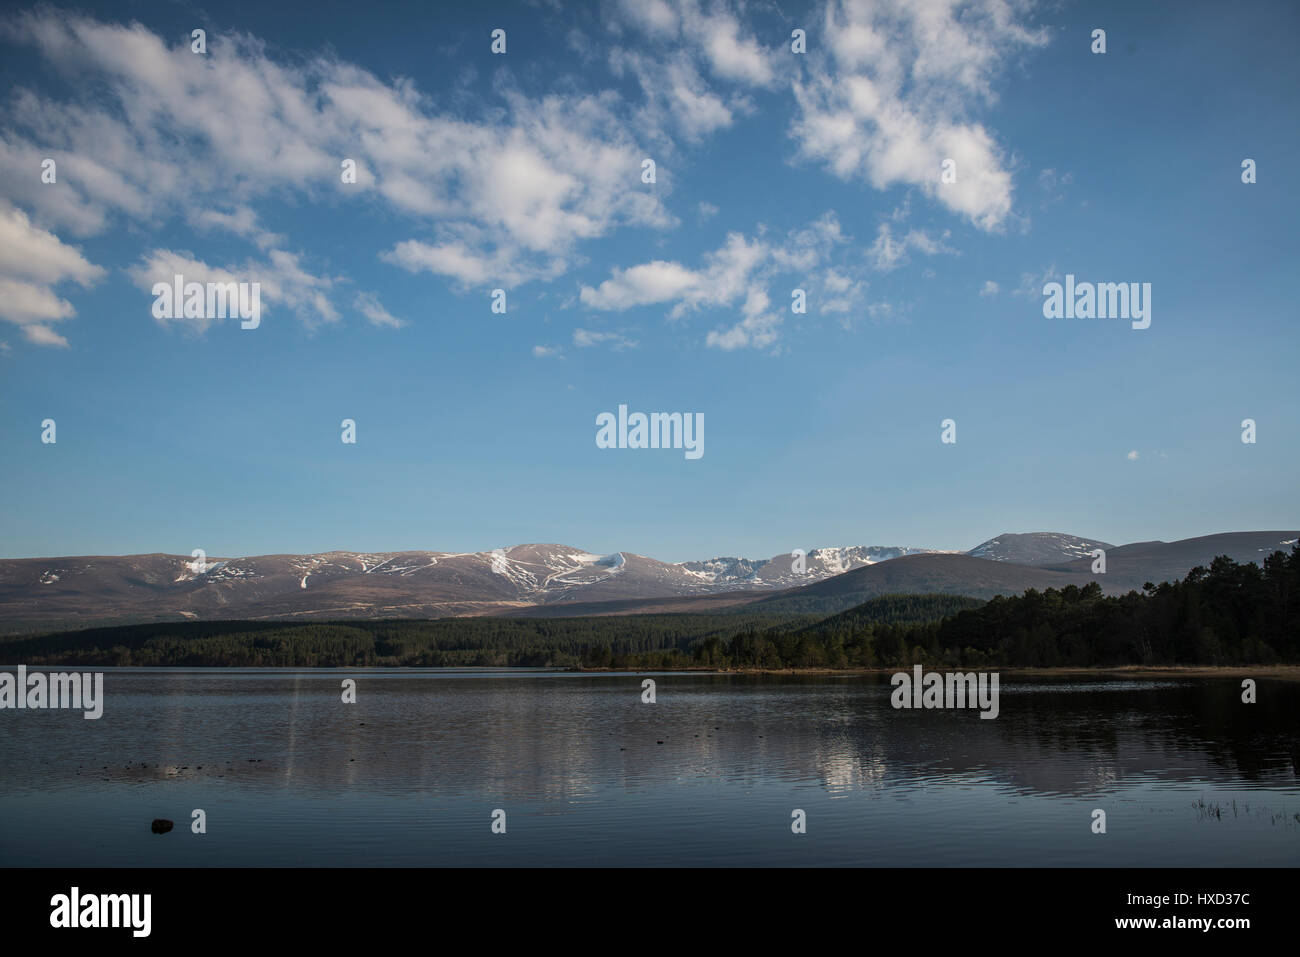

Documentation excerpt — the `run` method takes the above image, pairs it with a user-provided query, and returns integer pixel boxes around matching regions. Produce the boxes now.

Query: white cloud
[865,223,955,270]
[0,5,1035,355]
[692,5,777,87]
[582,229,772,322]
[383,236,569,288]
[2,12,674,302]
[0,278,74,323]
[532,344,564,358]
[612,0,778,88]
[0,204,103,287]
[820,268,868,314]
[582,212,851,318]
[609,48,738,143]
[580,259,706,311]
[1013,264,1060,298]
[354,292,407,329]
[706,284,781,351]
[127,248,339,333]
[789,0,1047,231]
[770,212,847,272]
[572,328,638,350]
[189,206,284,250]
[979,280,999,297]
[604,0,778,149]
[613,0,681,37]
[580,211,870,349]
[1127,450,1140,461]
[20,323,70,348]
[0,203,104,346]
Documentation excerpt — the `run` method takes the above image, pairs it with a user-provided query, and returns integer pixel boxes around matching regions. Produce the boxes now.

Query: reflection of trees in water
[11,674,1296,806]
[784,674,1300,799]
[989,679,1300,784]
[218,676,1300,801]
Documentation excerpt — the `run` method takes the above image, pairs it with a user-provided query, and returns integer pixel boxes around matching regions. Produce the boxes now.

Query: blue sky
[1,0,1297,561]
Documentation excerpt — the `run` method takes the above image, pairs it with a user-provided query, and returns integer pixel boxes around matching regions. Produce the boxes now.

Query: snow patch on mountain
[967,532,1112,566]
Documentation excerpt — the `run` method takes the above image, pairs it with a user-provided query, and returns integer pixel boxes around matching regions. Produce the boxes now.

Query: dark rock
[150,819,174,834]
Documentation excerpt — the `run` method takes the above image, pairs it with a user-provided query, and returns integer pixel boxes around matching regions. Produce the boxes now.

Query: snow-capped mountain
[0,542,940,627]
[679,545,946,589]
[4,532,1295,629]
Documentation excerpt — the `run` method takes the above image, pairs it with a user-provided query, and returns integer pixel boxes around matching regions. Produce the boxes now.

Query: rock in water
[150,819,173,834]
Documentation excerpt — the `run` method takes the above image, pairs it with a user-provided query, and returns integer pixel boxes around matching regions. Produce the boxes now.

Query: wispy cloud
[573,328,638,350]
[865,223,955,271]
[127,248,340,333]
[579,211,881,349]
[354,291,407,330]
[0,10,676,319]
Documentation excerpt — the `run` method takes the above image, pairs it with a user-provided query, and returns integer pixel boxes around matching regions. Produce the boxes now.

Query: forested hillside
[0,610,816,667]
[682,548,1300,670]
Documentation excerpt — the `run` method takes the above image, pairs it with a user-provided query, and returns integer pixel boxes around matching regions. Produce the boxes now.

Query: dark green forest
[707,549,1300,670]
[3,548,1297,669]
[0,609,818,668]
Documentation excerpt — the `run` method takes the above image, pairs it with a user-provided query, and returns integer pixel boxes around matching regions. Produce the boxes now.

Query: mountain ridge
[2,531,1295,631]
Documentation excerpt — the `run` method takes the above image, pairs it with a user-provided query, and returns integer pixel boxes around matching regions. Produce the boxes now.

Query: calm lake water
[1,669,1297,866]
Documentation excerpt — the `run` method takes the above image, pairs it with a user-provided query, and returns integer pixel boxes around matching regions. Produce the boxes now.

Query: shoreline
[576,664,1300,681]
[6,663,1298,681]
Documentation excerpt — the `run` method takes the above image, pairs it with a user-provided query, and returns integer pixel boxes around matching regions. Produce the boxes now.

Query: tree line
[656,547,1300,670]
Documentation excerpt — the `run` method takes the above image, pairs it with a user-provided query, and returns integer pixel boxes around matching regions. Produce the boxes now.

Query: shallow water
[1,668,1297,866]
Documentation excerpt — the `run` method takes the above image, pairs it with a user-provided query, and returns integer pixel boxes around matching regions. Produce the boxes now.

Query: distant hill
[746,553,1093,615]
[967,532,1111,565]
[1038,532,1300,593]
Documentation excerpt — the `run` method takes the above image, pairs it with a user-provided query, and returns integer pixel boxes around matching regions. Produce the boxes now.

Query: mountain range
[1,531,1295,632]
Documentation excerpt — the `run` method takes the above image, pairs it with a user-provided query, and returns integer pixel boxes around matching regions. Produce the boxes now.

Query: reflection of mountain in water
[2,673,1296,806]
